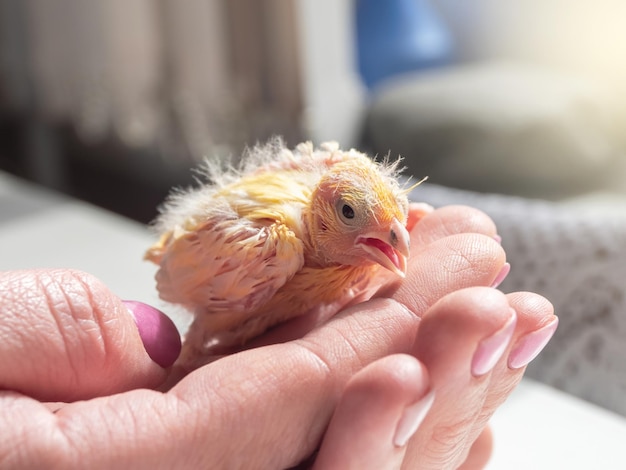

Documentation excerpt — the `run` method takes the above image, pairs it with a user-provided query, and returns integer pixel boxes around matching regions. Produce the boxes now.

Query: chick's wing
[147,207,304,314]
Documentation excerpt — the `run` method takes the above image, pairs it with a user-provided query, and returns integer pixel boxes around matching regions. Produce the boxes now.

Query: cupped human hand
[0,206,556,469]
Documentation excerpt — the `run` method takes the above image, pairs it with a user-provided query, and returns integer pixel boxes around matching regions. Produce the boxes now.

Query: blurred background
[2,0,626,222]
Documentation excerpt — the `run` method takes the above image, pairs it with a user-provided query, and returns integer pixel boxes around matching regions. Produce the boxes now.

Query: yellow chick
[146,139,429,369]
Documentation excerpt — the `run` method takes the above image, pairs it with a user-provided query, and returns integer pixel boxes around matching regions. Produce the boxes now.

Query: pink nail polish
[123,301,182,368]
[491,262,511,288]
[394,390,435,447]
[471,309,517,377]
[508,317,559,369]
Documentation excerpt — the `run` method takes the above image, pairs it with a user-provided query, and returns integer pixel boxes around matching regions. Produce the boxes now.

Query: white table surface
[2,172,626,469]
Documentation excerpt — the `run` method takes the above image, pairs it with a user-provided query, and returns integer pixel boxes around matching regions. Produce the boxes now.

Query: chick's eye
[336,199,358,225]
[342,204,355,220]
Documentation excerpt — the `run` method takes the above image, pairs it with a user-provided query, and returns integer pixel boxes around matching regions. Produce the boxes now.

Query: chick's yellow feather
[146,139,427,369]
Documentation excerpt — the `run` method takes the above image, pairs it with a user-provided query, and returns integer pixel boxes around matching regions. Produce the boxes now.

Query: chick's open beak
[356,218,410,277]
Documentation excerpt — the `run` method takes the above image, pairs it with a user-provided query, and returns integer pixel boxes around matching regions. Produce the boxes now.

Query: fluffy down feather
[146,139,429,369]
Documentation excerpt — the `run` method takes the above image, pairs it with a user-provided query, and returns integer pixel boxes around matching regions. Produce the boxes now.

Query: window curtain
[0,0,304,167]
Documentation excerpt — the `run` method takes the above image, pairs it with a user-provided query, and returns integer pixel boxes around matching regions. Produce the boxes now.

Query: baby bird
[146,140,429,369]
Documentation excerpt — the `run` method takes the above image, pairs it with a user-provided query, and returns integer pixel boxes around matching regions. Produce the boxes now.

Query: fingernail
[493,234,502,244]
[393,389,435,447]
[508,317,559,369]
[472,308,517,376]
[491,262,511,288]
[123,301,182,368]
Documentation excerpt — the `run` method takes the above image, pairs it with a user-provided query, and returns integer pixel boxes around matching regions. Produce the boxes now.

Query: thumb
[0,269,181,402]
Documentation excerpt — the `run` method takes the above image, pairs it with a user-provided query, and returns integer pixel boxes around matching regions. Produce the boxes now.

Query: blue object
[355,0,454,90]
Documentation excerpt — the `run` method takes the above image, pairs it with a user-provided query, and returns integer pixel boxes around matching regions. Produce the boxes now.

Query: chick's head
[309,157,411,277]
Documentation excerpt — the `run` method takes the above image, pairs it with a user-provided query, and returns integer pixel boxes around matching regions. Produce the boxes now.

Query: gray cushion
[362,62,621,198]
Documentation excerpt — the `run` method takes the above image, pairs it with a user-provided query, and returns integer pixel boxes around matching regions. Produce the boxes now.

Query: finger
[0,269,181,401]
[406,202,434,232]
[383,232,507,316]
[506,291,558,371]
[402,287,517,469]
[458,426,493,470]
[412,205,499,245]
[313,354,434,470]
[478,292,557,419]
